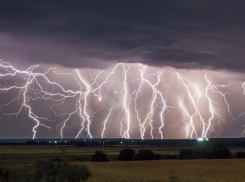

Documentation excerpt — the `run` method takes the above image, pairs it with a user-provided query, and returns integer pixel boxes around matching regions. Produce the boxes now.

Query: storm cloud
[1,0,245,70]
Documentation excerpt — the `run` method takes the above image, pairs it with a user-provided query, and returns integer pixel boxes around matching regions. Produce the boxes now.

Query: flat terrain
[82,159,245,182]
[0,145,245,181]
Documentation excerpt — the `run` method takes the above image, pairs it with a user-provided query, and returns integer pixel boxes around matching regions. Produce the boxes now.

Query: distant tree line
[178,139,231,159]
[90,148,177,162]
[90,139,245,162]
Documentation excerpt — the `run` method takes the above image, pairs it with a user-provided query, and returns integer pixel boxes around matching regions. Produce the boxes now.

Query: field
[0,145,245,181]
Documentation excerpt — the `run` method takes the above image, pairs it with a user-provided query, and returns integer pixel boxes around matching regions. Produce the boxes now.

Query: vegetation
[118,148,135,161]
[135,149,156,160]
[83,159,245,181]
[34,160,91,182]
[161,154,178,159]
[91,150,109,162]
[118,148,178,161]
[0,160,91,182]
[178,139,231,159]
[0,143,244,181]
[236,151,245,158]
[0,167,10,182]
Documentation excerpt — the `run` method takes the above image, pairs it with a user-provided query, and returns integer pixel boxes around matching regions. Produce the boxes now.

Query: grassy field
[0,145,245,181]
[81,159,245,182]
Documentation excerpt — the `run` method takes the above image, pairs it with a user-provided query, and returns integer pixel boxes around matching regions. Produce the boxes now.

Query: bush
[203,139,231,159]
[57,163,91,182]
[0,167,10,182]
[161,154,178,160]
[236,151,245,158]
[178,139,231,159]
[135,149,155,160]
[34,160,58,182]
[34,160,91,182]
[91,150,109,162]
[118,148,135,161]
[178,149,196,159]
[155,154,162,160]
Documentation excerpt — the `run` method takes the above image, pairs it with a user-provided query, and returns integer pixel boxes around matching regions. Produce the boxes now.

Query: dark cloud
[1,0,245,70]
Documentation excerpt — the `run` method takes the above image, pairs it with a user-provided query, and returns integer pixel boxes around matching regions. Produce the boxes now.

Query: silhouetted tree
[178,139,231,159]
[204,139,231,159]
[91,150,109,162]
[178,149,195,159]
[236,151,245,158]
[118,148,135,161]
[135,149,155,160]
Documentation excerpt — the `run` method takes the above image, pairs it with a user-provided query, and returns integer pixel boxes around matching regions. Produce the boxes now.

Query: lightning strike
[0,59,240,139]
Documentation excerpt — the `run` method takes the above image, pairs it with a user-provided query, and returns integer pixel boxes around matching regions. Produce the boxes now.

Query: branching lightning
[0,59,241,139]
[176,73,233,138]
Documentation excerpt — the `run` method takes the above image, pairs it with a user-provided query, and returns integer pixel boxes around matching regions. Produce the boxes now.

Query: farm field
[82,159,245,182]
[0,145,245,181]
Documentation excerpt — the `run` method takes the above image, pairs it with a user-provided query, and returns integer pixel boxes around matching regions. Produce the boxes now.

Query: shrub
[118,148,135,161]
[34,160,91,182]
[155,154,162,160]
[178,149,195,159]
[57,163,91,182]
[91,150,109,162]
[236,151,245,158]
[0,167,10,182]
[178,139,231,160]
[0,167,32,182]
[34,160,58,182]
[135,149,155,160]
[161,154,178,159]
[203,139,231,159]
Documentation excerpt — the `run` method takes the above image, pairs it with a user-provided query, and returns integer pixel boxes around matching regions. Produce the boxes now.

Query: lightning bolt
[0,59,239,139]
[101,106,114,138]
[139,66,169,139]
[176,72,233,138]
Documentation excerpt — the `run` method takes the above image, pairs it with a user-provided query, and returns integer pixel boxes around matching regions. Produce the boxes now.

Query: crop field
[0,145,245,181]
[82,159,245,182]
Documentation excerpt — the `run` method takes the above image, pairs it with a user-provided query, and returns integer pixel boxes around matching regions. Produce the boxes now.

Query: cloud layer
[1,1,245,70]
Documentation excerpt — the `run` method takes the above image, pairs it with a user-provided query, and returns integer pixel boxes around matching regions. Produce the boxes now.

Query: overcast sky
[0,1,245,139]
[1,0,245,70]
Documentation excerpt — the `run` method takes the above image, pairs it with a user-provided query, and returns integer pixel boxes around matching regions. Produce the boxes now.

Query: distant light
[55,141,57,144]
[197,138,209,141]
[197,138,204,141]
[121,142,123,144]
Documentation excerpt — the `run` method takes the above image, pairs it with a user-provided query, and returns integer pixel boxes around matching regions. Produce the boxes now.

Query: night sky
[0,1,245,139]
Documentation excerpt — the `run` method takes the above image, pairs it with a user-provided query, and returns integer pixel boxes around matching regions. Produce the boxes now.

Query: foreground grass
[81,159,245,182]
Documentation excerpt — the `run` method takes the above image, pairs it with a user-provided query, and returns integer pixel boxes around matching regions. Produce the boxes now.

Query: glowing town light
[197,138,209,141]
[197,138,204,141]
